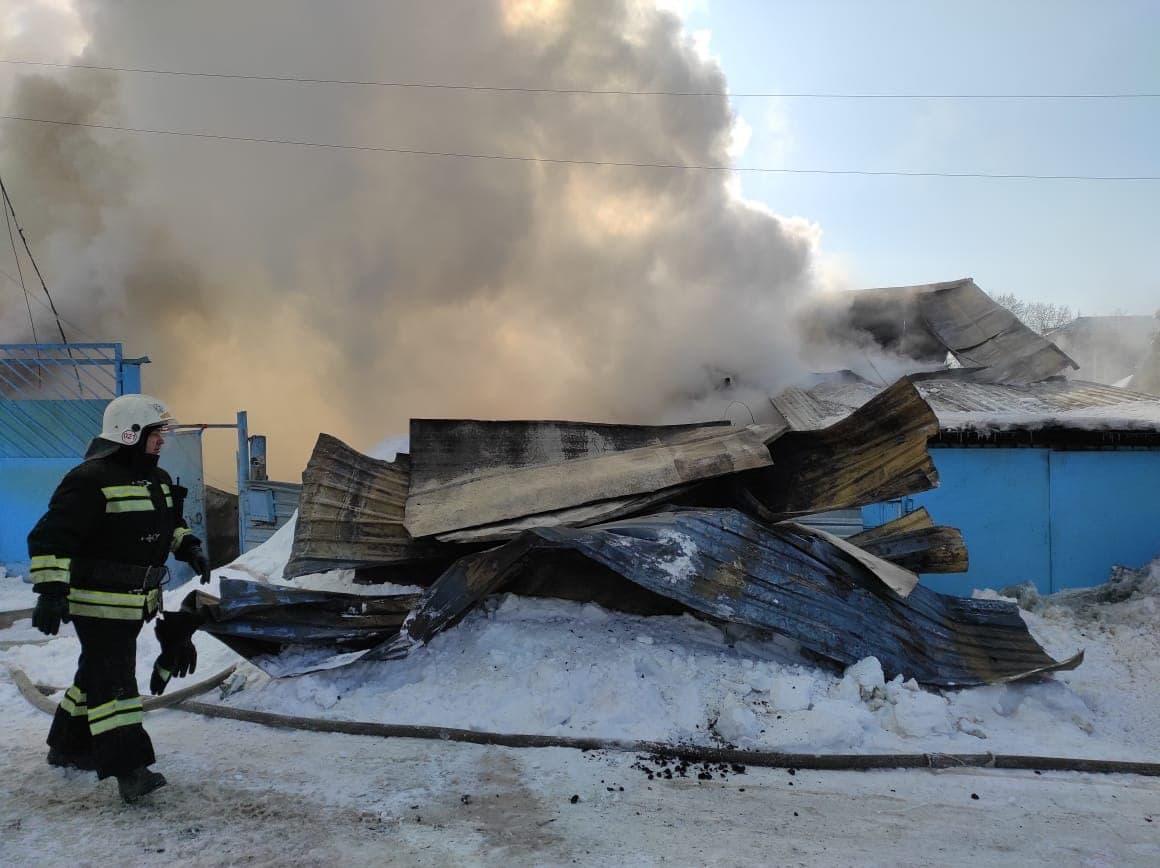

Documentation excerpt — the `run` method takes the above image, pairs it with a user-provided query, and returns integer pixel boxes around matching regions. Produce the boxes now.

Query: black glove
[32,588,69,636]
[176,535,212,585]
[191,547,211,585]
[149,659,172,696]
[150,612,200,694]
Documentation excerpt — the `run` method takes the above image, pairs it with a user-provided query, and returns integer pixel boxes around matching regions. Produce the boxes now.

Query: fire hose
[10,665,1160,777]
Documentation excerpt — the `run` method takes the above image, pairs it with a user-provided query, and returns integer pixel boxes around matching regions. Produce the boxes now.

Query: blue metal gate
[0,343,146,570]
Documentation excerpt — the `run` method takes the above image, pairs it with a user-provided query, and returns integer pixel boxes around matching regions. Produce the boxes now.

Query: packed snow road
[3,550,1160,865]
[3,700,1158,867]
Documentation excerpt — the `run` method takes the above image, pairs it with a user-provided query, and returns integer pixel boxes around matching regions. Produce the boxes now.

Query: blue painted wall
[0,458,81,573]
[863,447,1160,596]
[1048,451,1160,590]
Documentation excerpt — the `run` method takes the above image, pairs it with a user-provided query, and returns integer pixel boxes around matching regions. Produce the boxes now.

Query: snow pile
[0,570,33,612]
[216,568,1160,760]
[5,519,1160,762]
[938,402,1160,434]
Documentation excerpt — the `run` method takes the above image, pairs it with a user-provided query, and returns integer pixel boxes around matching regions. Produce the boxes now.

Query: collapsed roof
[228,377,1080,686]
[806,278,1079,384]
[203,508,1075,686]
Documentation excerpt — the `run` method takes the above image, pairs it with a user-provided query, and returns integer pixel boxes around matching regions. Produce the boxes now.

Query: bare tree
[991,292,1076,335]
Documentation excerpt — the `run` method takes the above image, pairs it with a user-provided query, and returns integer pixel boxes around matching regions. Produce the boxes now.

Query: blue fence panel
[1048,451,1160,591]
[0,343,141,569]
[0,399,108,458]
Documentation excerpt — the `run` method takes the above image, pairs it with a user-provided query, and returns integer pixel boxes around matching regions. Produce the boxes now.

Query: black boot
[47,747,97,771]
[117,766,167,803]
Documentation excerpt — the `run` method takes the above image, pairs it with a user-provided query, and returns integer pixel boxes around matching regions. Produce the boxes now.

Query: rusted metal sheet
[284,434,448,579]
[376,509,1080,687]
[851,524,969,574]
[404,419,784,540]
[741,378,940,519]
[849,507,934,543]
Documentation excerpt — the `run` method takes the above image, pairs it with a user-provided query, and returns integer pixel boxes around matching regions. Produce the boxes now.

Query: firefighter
[27,394,211,803]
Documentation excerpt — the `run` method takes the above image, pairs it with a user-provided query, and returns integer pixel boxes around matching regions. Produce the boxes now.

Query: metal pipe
[236,410,249,553]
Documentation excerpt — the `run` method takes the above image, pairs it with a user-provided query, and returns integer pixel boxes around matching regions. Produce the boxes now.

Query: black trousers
[46,615,156,779]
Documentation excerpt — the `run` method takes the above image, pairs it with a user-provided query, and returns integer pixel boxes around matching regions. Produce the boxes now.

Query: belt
[72,558,170,592]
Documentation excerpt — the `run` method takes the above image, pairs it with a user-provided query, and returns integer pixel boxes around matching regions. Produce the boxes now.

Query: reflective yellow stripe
[91,710,144,735]
[155,666,171,682]
[69,588,147,606]
[69,603,143,620]
[106,499,155,513]
[31,555,71,585]
[171,527,193,552]
[88,697,144,735]
[60,686,88,717]
[146,588,161,617]
[101,484,151,499]
[68,588,146,621]
[32,570,69,585]
[88,696,142,721]
[165,497,174,507]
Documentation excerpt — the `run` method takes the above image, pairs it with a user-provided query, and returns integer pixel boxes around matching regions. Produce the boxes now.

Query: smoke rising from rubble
[0,0,828,479]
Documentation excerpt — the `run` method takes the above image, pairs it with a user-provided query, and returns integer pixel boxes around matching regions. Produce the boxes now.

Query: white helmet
[99,394,175,446]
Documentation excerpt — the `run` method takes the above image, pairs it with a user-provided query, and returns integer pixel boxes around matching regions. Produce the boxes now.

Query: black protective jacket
[27,438,199,620]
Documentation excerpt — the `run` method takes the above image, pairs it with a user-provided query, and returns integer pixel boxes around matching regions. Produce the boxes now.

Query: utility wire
[3,193,38,344]
[2,114,1157,182]
[0,266,102,342]
[2,59,1158,100]
[0,174,70,344]
[0,172,80,392]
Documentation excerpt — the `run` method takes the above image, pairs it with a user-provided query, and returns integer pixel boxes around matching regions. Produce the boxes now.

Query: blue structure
[2,343,297,576]
[0,343,146,572]
[234,411,300,553]
[863,436,1160,596]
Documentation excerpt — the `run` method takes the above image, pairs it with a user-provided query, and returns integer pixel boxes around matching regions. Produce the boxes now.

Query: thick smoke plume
[1,0,827,480]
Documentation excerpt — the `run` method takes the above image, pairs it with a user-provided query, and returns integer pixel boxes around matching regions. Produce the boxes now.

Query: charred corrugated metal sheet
[849,509,969,574]
[805,278,1077,384]
[377,509,1079,687]
[917,279,1078,383]
[182,579,420,676]
[284,434,448,579]
[739,378,940,519]
[403,419,784,540]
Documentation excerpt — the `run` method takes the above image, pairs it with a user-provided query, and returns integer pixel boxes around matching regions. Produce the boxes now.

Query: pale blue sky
[685,0,1159,313]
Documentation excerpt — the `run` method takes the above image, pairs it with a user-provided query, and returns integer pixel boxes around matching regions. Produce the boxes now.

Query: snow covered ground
[3,528,1159,865]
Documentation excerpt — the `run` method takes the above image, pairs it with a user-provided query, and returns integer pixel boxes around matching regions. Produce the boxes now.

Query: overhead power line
[3,195,38,343]
[0,265,103,342]
[2,114,1157,182]
[0,173,71,346]
[2,58,1158,100]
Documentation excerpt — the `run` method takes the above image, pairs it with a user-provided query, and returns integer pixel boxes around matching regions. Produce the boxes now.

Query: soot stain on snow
[630,753,747,784]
